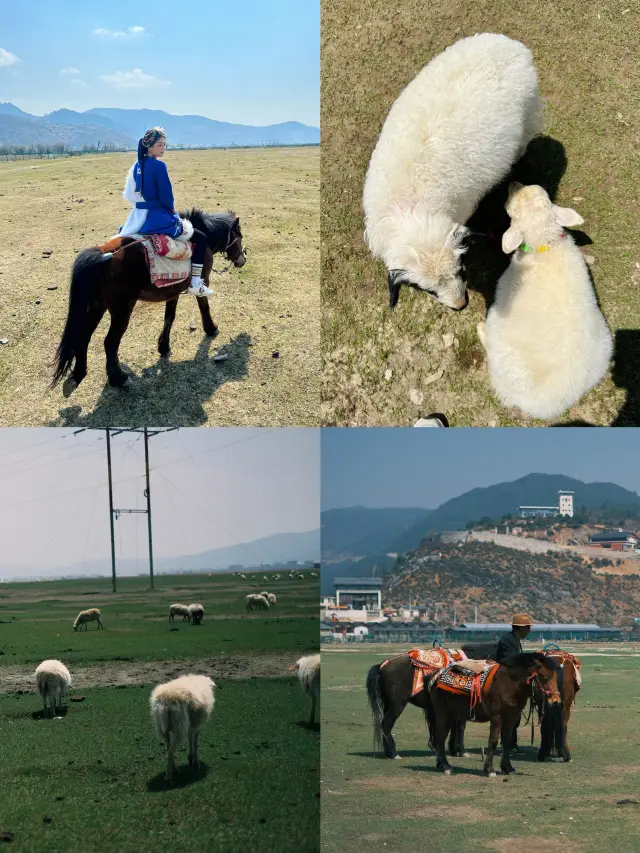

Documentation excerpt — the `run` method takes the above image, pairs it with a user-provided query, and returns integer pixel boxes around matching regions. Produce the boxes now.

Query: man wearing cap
[495,613,533,752]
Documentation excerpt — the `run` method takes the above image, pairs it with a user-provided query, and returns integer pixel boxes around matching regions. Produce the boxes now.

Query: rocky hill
[384,538,640,626]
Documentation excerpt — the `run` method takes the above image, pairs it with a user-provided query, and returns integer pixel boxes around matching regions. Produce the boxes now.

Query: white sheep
[477,183,613,419]
[267,593,277,606]
[260,590,270,598]
[363,32,542,310]
[188,603,205,625]
[150,674,216,782]
[240,574,247,580]
[35,659,71,718]
[289,654,320,725]
[310,572,318,578]
[245,593,270,612]
[73,608,104,631]
[169,604,191,623]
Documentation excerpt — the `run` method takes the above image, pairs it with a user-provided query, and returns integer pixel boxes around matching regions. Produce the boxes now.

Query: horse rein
[103,229,245,275]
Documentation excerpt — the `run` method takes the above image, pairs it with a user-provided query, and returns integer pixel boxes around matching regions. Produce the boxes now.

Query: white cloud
[0,48,20,68]
[59,67,80,76]
[70,79,88,87]
[93,26,148,39]
[100,68,170,89]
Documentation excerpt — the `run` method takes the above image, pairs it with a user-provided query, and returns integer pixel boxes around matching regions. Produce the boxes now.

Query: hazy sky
[0,0,319,125]
[321,428,640,511]
[0,428,319,578]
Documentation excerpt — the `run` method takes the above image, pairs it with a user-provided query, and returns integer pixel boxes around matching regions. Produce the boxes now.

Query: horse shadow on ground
[296,720,320,733]
[49,333,252,428]
[147,762,209,792]
[463,135,570,313]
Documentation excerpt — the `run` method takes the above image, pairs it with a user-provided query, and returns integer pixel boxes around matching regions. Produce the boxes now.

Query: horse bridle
[209,230,246,276]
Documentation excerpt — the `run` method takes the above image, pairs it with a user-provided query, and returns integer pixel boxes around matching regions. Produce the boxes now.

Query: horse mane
[179,207,238,251]
[501,652,558,670]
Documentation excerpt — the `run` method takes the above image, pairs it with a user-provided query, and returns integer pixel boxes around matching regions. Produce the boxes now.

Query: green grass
[0,146,319,427]
[321,0,640,426]
[0,678,319,853]
[0,572,319,664]
[321,644,640,853]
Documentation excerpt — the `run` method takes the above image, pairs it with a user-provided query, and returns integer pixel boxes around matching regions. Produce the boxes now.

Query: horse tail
[366,664,385,756]
[50,248,109,388]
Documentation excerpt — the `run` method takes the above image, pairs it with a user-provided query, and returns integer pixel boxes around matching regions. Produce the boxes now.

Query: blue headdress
[135,127,166,194]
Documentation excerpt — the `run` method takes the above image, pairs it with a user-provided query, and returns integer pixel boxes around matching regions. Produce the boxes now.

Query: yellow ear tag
[537,245,549,253]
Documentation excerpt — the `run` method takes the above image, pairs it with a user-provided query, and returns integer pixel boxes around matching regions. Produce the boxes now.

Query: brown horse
[51,209,245,396]
[366,643,496,759]
[426,652,560,776]
[536,654,580,763]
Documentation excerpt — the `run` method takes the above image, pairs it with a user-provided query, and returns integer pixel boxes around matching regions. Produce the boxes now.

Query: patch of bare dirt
[0,653,301,693]
[402,805,500,823]
[486,838,582,853]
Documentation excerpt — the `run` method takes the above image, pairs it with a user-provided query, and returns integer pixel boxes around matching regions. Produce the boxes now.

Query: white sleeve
[122,163,143,205]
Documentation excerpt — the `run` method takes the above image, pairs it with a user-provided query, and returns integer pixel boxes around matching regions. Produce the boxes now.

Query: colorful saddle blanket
[380,648,467,697]
[539,651,582,690]
[137,234,192,288]
[430,661,500,710]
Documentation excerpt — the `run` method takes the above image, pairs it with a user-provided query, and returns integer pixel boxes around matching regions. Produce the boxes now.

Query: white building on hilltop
[519,490,574,519]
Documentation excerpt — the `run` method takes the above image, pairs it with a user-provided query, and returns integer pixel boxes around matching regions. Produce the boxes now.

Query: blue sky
[0,0,319,125]
[0,428,319,578]
[321,428,640,511]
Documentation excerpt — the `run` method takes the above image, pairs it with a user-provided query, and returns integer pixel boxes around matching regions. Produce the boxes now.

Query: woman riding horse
[120,126,212,297]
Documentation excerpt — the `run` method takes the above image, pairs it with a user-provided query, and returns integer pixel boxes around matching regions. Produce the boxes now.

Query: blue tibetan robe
[134,156,183,237]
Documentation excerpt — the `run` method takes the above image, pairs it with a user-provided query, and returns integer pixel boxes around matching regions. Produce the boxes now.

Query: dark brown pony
[536,655,579,762]
[51,209,245,396]
[426,652,560,776]
[366,643,496,759]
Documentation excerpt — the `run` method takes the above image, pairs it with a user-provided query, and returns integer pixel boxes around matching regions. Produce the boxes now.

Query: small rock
[213,354,229,362]
[442,332,455,348]
[272,351,280,358]
[0,339,8,345]
[42,248,53,255]
[572,197,583,202]
[189,322,197,332]
[35,299,42,306]
[409,389,424,406]
[384,368,393,381]
[47,285,58,291]
[423,367,445,386]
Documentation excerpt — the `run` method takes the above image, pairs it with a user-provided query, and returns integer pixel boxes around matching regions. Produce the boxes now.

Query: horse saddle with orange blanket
[430,660,500,710]
[380,648,468,697]
[101,233,193,288]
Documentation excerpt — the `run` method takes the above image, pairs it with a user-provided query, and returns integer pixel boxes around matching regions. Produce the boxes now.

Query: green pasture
[321,644,640,853]
[0,571,319,663]
[0,678,319,853]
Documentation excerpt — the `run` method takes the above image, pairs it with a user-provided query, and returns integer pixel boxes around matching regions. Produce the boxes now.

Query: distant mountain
[396,474,640,541]
[9,529,319,580]
[321,507,432,559]
[0,114,135,149]
[385,538,640,626]
[0,103,319,150]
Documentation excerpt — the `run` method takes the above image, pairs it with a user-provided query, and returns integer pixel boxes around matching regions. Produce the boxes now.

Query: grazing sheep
[477,183,613,419]
[267,593,276,606]
[363,33,542,310]
[169,603,191,623]
[240,574,247,580]
[245,593,270,612]
[310,572,318,578]
[188,603,205,626]
[35,659,71,718]
[290,654,320,725]
[150,674,216,782]
[73,608,104,632]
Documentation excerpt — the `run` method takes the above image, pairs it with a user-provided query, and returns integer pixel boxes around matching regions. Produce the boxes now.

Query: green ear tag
[519,243,532,253]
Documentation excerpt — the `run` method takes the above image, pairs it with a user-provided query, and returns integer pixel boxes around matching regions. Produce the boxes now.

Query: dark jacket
[495,630,523,663]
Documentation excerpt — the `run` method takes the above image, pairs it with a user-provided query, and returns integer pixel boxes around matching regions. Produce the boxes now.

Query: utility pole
[105,428,117,593]
[143,426,154,590]
[474,604,478,623]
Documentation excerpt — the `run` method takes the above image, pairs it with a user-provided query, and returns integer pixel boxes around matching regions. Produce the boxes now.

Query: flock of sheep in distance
[29,585,320,783]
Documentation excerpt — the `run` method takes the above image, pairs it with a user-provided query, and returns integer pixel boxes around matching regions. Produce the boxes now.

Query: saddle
[380,648,467,697]
[537,650,582,690]
[430,660,500,713]
[100,234,193,289]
